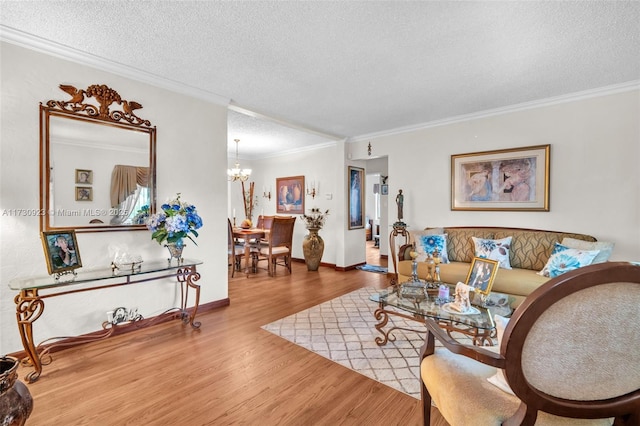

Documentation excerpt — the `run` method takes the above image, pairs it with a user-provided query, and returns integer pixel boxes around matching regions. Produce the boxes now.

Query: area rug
[261,287,426,398]
[355,264,388,274]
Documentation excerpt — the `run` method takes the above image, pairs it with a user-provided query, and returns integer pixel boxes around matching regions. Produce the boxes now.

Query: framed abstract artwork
[451,144,550,211]
[348,166,364,229]
[276,175,305,214]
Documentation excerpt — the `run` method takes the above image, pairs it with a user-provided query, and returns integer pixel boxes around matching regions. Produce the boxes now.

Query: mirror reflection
[40,84,156,233]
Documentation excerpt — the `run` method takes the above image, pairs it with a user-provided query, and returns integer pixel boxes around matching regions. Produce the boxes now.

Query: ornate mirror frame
[40,84,157,233]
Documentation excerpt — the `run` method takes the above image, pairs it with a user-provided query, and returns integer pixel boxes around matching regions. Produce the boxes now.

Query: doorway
[365,157,388,268]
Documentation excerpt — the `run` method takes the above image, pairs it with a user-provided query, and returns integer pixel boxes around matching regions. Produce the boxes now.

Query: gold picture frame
[41,230,82,275]
[276,175,305,214]
[451,144,550,211]
[75,169,93,184]
[75,186,93,201]
[465,257,499,295]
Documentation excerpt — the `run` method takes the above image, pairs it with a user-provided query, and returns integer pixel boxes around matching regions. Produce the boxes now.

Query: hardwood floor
[366,239,387,267]
[18,262,447,425]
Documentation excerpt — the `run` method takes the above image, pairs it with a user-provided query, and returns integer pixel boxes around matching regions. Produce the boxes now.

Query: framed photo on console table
[41,230,83,275]
[451,144,550,211]
[465,257,499,295]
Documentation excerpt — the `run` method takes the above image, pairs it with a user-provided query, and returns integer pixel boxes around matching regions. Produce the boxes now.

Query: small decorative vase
[302,227,324,271]
[165,240,185,264]
[0,356,33,426]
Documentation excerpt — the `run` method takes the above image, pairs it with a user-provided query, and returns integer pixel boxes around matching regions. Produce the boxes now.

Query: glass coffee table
[369,281,512,347]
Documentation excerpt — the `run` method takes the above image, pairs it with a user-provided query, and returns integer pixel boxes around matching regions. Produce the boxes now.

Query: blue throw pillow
[414,233,449,263]
[538,243,600,278]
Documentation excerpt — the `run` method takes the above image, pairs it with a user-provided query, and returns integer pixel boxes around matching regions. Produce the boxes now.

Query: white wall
[349,89,640,270]
[1,42,229,354]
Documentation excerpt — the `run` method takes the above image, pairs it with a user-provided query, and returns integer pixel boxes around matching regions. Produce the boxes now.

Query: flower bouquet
[300,208,329,229]
[143,193,203,247]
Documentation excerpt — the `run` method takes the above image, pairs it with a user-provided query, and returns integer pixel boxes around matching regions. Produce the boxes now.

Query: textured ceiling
[1,1,639,159]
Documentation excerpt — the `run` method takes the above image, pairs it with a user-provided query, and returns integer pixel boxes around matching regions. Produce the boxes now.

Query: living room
[1,2,639,424]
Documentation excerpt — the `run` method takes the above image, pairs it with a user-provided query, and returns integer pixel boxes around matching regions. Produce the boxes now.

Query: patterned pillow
[561,237,614,264]
[538,243,600,278]
[414,233,449,263]
[472,236,512,269]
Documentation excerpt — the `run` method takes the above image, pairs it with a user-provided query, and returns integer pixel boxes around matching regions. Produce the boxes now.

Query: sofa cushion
[445,228,495,263]
[538,244,600,278]
[398,261,549,307]
[414,233,450,263]
[561,237,614,264]
[494,230,596,271]
[472,236,512,269]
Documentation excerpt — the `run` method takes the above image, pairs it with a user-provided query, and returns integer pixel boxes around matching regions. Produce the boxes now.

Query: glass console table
[8,258,203,383]
[370,281,511,347]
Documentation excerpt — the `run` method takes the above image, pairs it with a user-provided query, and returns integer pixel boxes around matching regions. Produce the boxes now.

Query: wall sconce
[368,142,372,156]
[263,186,271,200]
[306,181,318,199]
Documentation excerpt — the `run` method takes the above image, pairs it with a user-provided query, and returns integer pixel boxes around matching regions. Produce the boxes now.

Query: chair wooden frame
[255,216,295,276]
[227,219,244,277]
[420,262,640,426]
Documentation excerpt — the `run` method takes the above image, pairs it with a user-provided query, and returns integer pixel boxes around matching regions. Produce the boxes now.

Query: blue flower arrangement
[144,193,203,247]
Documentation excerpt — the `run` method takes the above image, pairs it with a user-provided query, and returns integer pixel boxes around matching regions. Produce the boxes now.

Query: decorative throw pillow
[538,243,600,278]
[472,236,512,269]
[413,233,449,263]
[486,315,515,395]
[561,237,614,264]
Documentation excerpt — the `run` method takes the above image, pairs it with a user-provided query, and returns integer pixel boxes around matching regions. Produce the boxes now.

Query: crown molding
[0,25,230,106]
[350,80,640,143]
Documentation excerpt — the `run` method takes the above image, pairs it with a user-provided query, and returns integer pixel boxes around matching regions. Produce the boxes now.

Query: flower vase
[165,241,185,264]
[302,227,324,271]
[0,356,33,426]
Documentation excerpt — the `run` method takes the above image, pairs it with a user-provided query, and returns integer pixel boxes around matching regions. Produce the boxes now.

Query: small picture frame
[381,184,389,195]
[75,169,93,185]
[76,186,93,201]
[465,257,499,295]
[41,230,82,275]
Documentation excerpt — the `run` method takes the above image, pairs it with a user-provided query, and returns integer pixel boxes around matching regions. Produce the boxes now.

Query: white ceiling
[1,1,639,159]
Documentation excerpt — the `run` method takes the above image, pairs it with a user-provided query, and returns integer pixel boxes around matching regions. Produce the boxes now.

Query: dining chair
[256,216,295,276]
[227,218,244,277]
[419,261,640,425]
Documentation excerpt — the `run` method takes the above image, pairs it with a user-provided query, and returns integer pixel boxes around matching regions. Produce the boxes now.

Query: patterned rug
[261,287,427,398]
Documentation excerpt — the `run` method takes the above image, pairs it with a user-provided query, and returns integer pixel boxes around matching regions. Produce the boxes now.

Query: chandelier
[227,139,252,182]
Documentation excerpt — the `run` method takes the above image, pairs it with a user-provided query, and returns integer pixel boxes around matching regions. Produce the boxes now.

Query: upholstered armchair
[420,262,640,426]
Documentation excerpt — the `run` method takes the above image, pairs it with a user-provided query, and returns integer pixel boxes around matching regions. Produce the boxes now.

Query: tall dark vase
[302,227,324,271]
[0,356,33,426]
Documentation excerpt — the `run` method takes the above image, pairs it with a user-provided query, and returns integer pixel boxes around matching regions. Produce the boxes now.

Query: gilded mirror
[40,84,156,232]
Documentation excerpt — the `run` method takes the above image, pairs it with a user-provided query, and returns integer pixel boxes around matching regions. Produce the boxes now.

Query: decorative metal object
[165,242,185,264]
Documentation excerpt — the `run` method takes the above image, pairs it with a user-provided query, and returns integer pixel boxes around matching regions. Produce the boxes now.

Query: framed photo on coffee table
[465,257,499,295]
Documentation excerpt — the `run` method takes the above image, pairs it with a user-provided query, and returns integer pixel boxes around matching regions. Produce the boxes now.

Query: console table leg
[177,266,201,329]
[14,290,45,383]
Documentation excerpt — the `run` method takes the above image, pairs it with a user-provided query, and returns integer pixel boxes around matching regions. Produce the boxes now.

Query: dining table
[232,227,268,277]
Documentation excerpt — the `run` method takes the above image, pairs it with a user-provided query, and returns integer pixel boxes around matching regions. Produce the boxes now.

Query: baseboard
[6,298,230,359]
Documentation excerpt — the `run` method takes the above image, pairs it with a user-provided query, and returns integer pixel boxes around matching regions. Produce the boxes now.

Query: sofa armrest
[398,243,413,261]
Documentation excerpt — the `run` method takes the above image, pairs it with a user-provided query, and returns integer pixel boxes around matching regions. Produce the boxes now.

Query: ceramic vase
[302,227,324,271]
[0,356,33,426]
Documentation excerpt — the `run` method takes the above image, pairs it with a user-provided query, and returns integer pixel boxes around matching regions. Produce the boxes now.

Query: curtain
[110,165,149,208]
[109,165,150,225]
